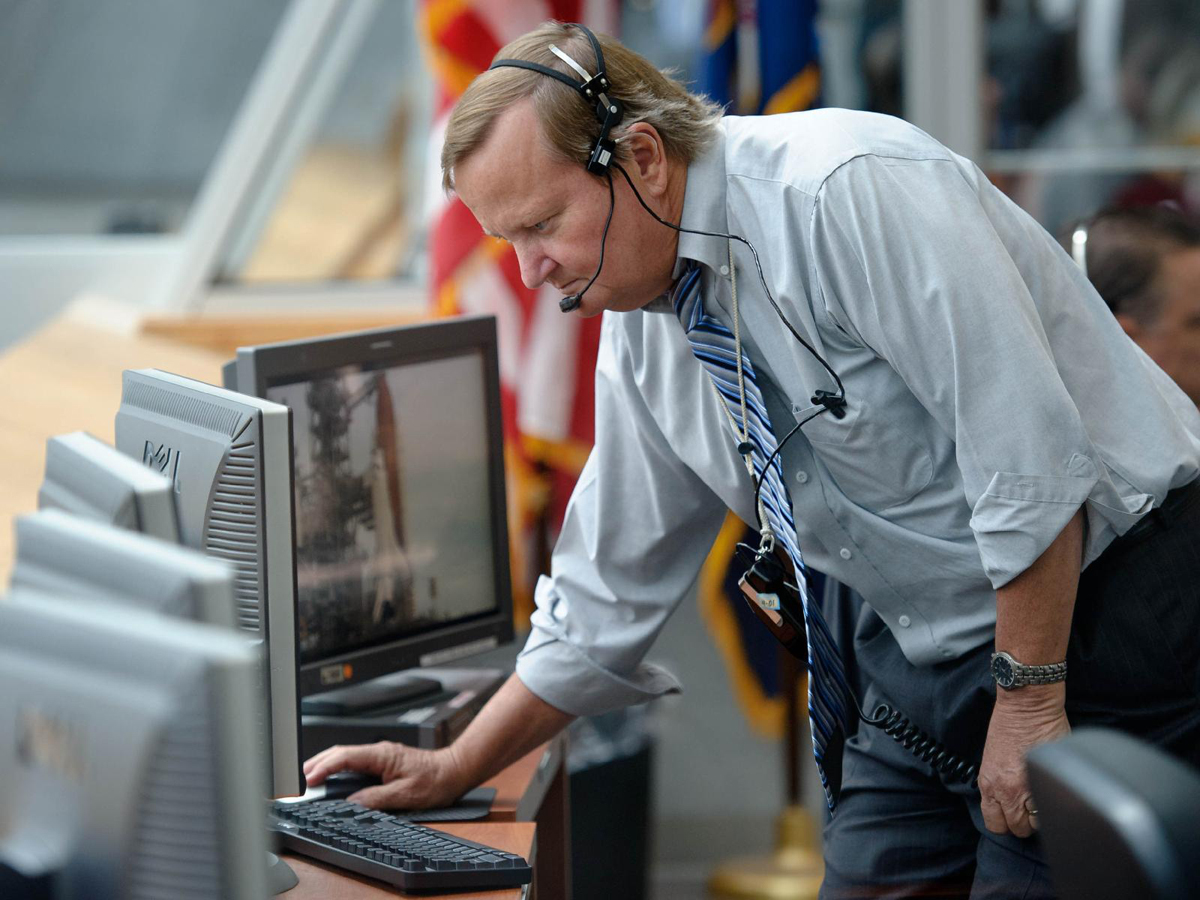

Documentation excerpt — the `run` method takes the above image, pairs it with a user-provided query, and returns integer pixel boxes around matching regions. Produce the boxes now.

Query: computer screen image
[38,430,179,542]
[226,315,513,707]
[113,368,302,796]
[11,509,237,629]
[0,592,269,900]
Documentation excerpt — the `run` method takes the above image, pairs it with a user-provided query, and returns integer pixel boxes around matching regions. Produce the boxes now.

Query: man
[304,23,1200,898]
[1066,204,1200,407]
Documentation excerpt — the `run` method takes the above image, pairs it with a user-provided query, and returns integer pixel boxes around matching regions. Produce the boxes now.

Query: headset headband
[488,23,624,174]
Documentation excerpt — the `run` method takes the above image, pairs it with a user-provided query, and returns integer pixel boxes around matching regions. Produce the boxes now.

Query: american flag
[420,0,617,622]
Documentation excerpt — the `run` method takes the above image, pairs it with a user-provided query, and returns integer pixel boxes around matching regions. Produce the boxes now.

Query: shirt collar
[643,122,731,315]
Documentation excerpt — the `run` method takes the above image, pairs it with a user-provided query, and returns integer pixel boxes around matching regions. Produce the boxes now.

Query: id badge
[739,572,784,627]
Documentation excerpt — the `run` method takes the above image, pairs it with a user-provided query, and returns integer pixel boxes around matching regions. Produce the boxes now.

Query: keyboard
[270,798,533,892]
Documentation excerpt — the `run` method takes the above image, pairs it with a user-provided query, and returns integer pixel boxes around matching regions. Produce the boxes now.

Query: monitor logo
[143,441,183,492]
[16,708,85,781]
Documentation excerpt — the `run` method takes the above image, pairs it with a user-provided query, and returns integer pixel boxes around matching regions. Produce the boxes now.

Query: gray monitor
[114,368,302,796]
[224,316,514,713]
[1028,728,1200,900]
[0,591,269,900]
[38,431,179,542]
[11,509,237,629]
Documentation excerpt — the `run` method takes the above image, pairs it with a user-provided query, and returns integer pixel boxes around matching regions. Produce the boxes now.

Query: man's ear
[621,122,669,195]
[1115,313,1144,340]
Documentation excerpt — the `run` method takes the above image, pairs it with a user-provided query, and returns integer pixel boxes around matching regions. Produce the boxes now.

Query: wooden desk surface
[0,309,230,581]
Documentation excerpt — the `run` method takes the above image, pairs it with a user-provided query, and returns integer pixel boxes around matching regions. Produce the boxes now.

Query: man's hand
[300,674,574,812]
[978,685,1071,837]
[303,741,466,810]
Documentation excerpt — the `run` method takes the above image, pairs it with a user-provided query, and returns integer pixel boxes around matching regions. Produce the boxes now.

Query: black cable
[563,169,617,312]
[612,162,846,403]
[751,408,825,531]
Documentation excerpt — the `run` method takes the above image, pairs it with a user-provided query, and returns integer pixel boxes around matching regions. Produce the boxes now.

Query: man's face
[1139,248,1200,407]
[453,100,676,317]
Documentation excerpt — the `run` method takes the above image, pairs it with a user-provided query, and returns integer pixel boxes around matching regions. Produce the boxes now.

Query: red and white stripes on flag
[421,1,616,622]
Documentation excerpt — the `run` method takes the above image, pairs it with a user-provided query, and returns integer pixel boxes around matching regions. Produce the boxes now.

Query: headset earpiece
[489,24,623,175]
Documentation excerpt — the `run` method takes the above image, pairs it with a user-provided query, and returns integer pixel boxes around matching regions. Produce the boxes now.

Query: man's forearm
[443,672,576,792]
[993,507,1085,706]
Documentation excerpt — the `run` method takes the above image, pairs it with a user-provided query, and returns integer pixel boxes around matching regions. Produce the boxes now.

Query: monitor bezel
[234,315,514,697]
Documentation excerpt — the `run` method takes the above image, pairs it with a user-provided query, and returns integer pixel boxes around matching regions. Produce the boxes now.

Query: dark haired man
[1067,205,1200,406]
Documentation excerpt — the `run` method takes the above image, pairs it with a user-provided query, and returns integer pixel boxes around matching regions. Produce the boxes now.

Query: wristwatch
[990,651,1067,690]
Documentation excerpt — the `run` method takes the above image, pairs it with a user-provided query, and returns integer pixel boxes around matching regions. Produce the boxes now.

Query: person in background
[1066,204,1200,406]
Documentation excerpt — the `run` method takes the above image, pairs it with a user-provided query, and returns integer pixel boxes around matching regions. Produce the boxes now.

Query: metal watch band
[1013,661,1067,686]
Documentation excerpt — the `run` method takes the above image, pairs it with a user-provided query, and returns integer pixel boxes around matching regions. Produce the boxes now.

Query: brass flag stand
[708,648,824,899]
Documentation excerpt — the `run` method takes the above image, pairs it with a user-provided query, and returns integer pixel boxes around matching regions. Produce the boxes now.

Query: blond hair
[441,22,723,191]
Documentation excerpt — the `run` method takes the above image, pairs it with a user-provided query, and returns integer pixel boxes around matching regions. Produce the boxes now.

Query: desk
[283,738,570,899]
[0,308,572,898]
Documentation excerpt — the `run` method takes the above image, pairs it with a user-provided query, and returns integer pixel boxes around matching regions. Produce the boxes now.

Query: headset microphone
[557,165,616,313]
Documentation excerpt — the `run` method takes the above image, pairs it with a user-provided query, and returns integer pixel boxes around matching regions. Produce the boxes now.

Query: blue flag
[697,0,822,739]
[700,0,821,116]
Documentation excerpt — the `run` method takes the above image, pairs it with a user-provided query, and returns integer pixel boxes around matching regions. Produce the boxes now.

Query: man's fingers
[304,745,375,785]
[1004,800,1033,839]
[980,790,1009,835]
[348,784,403,810]
[985,786,1035,838]
[303,746,343,777]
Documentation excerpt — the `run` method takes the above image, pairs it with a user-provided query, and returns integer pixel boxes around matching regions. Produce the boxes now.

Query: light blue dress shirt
[515,110,1200,717]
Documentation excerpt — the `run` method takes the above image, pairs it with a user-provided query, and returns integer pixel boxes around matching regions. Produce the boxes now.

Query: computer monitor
[114,368,302,796]
[224,315,513,712]
[11,508,238,629]
[38,431,179,542]
[0,591,269,900]
[1027,728,1200,900]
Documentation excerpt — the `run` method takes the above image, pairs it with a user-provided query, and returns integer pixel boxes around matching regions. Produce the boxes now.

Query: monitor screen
[265,351,497,666]
[229,315,513,701]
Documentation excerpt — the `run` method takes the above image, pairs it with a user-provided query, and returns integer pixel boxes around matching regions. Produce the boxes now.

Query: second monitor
[226,315,514,715]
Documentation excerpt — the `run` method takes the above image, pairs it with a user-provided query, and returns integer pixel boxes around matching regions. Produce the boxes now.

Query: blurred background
[2,1,1198,897]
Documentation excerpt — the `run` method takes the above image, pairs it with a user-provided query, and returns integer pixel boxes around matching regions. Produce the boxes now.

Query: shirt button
[839,548,852,560]
[719,264,730,276]
[898,615,911,628]
[795,470,809,484]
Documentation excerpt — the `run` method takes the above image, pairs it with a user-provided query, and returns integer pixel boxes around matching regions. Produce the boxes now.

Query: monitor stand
[300,672,443,717]
[267,851,299,894]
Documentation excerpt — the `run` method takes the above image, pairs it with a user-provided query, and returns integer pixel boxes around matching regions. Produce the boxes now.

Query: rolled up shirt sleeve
[809,152,1104,589]
[515,313,732,716]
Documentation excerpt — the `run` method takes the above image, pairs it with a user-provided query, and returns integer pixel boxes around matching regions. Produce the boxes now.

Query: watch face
[992,655,1016,688]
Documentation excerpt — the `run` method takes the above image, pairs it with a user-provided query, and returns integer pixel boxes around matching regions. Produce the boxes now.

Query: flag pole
[707,645,824,899]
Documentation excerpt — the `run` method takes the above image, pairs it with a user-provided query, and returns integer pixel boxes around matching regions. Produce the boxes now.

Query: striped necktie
[671,261,854,809]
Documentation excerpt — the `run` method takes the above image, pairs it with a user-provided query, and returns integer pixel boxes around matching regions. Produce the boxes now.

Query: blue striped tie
[671,261,853,809]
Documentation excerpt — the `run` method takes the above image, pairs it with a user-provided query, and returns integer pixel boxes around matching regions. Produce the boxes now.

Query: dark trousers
[819,481,1200,900]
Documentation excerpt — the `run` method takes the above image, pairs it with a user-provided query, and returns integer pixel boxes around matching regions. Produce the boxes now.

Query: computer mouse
[322,770,383,800]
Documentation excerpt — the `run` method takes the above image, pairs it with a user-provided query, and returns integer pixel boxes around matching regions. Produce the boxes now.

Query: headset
[490,24,978,786]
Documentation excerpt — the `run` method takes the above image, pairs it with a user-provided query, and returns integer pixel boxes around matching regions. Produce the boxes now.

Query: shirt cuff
[969,454,1099,590]
[515,624,682,718]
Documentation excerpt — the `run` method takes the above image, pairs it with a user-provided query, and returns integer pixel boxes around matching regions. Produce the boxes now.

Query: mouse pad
[395,786,497,822]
